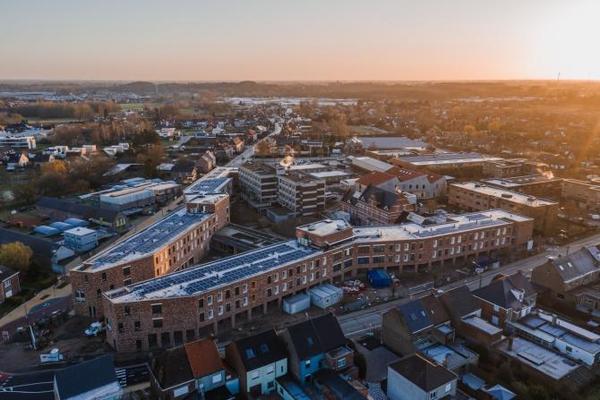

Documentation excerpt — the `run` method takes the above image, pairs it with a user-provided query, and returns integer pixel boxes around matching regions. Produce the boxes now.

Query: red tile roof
[357,171,398,187]
[184,338,224,379]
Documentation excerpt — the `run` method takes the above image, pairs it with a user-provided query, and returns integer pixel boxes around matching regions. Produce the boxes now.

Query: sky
[1,0,600,81]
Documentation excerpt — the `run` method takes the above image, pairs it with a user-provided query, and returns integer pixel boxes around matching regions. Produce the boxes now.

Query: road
[0,363,150,399]
[338,232,600,338]
[0,370,54,400]
[225,122,281,168]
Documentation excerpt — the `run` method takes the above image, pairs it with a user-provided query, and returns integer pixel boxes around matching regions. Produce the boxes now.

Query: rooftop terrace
[80,208,209,271]
[106,241,321,302]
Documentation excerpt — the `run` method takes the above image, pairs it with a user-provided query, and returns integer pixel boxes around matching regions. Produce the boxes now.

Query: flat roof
[308,170,351,179]
[288,163,326,171]
[497,337,579,380]
[451,182,558,207]
[352,209,531,242]
[184,177,231,195]
[355,136,427,150]
[483,174,562,188]
[80,208,209,271]
[397,152,502,166]
[106,241,321,302]
[64,227,96,236]
[298,219,352,237]
[462,315,502,335]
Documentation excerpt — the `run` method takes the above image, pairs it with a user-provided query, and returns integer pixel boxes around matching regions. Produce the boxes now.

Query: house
[197,150,217,174]
[3,151,29,170]
[225,329,287,396]
[0,265,20,304]
[356,171,400,193]
[341,185,416,226]
[150,338,231,400]
[387,353,458,400]
[472,272,537,328]
[36,196,128,232]
[388,166,447,199]
[53,355,121,400]
[171,159,198,184]
[439,285,503,347]
[382,295,453,356]
[280,313,354,383]
[232,136,245,153]
[531,246,600,308]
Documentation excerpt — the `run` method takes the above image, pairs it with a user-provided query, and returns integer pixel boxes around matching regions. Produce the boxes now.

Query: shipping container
[282,293,310,314]
[309,284,343,309]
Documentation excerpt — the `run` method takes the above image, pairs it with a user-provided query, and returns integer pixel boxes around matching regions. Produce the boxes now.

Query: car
[84,322,104,337]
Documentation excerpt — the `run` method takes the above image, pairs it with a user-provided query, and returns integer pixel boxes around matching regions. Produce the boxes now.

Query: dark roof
[396,300,433,334]
[547,248,599,282]
[439,286,480,319]
[472,272,536,310]
[389,354,456,392]
[287,313,347,360]
[0,265,18,281]
[54,355,118,399]
[37,196,121,222]
[0,227,57,264]
[184,338,224,378]
[233,329,287,371]
[151,346,194,389]
[358,185,406,210]
[420,294,450,326]
[172,159,196,173]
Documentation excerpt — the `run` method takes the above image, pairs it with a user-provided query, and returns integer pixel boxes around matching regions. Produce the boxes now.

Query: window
[199,299,204,308]
[122,266,131,276]
[207,295,213,305]
[151,304,162,314]
[101,272,106,281]
[152,318,163,328]
[134,321,141,331]
[124,306,130,316]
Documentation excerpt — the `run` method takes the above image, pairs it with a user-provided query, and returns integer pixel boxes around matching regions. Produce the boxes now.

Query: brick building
[561,179,600,212]
[71,194,230,319]
[483,174,563,198]
[448,182,559,234]
[101,209,533,352]
[341,185,416,225]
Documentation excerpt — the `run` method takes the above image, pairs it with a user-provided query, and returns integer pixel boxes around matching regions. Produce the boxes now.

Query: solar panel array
[91,210,208,268]
[114,241,320,300]
[414,217,504,238]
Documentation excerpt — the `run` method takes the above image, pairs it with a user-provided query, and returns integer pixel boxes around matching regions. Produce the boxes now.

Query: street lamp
[472,260,483,289]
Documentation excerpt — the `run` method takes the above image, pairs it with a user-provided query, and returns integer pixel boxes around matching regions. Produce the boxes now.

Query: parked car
[84,322,104,337]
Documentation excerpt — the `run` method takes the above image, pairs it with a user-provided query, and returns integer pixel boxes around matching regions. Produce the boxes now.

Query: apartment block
[239,162,278,209]
[561,179,600,212]
[102,209,533,352]
[277,172,326,217]
[448,182,559,234]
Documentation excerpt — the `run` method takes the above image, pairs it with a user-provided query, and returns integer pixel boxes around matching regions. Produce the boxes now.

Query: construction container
[368,269,392,288]
[282,293,310,314]
[308,284,343,309]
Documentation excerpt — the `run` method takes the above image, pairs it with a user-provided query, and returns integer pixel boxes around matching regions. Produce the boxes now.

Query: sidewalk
[0,282,72,329]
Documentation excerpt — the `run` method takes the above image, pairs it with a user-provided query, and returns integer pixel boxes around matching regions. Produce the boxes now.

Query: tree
[0,242,33,272]
[255,140,272,157]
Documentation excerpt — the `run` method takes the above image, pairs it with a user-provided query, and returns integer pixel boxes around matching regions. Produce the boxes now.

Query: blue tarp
[368,269,392,288]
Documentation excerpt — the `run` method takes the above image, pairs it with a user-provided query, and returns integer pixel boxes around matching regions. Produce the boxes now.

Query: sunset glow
[1,0,600,81]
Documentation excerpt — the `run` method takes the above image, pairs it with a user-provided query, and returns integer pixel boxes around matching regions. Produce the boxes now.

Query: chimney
[507,335,514,351]
[443,353,450,368]
[552,314,558,326]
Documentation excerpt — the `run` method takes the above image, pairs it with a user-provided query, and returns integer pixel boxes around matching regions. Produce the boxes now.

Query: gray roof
[473,272,536,310]
[0,265,17,281]
[439,285,480,319]
[389,354,456,391]
[549,248,599,282]
[54,355,118,399]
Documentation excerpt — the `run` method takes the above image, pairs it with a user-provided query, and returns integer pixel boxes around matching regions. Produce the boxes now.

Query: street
[338,231,600,338]
[0,370,54,400]
[225,122,281,168]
